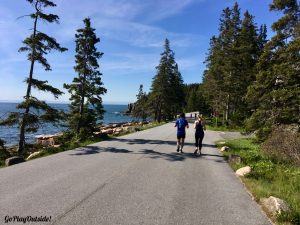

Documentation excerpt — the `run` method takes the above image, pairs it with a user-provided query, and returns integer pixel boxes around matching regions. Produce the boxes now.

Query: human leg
[176,137,180,152]
[194,133,199,154]
[198,133,204,154]
[180,138,185,153]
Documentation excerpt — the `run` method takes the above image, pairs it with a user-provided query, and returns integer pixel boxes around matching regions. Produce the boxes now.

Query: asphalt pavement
[0,123,272,225]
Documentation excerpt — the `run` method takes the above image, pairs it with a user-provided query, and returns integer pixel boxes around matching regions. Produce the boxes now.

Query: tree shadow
[68,138,225,164]
[70,146,133,156]
[202,143,217,148]
[112,138,178,146]
[138,149,200,162]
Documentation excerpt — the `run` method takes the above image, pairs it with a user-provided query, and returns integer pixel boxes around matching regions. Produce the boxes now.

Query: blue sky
[0,0,280,104]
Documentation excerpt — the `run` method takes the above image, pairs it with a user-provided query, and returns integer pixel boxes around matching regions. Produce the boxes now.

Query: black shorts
[177,134,186,139]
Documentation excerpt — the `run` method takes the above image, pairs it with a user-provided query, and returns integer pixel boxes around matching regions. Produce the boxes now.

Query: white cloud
[0,0,206,102]
[140,0,205,22]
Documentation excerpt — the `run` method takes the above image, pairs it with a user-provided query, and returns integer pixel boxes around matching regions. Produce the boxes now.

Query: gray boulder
[260,196,290,215]
[5,156,25,166]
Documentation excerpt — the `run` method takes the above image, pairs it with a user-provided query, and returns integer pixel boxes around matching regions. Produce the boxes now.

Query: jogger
[194,113,206,155]
[174,112,189,153]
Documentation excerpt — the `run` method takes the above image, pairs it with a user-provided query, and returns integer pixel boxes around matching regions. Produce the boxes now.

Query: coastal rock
[5,156,25,166]
[235,166,251,176]
[102,129,114,135]
[123,126,136,133]
[228,155,242,164]
[220,146,230,152]
[113,128,123,133]
[260,196,290,215]
[26,151,42,160]
[36,133,63,147]
[123,122,133,127]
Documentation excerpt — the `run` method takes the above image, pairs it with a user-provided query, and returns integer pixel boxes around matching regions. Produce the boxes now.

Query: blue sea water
[0,102,135,145]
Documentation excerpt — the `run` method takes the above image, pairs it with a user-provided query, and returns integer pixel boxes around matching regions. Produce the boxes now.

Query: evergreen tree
[149,39,184,122]
[202,3,264,126]
[0,0,67,154]
[64,18,106,136]
[202,37,225,120]
[186,89,198,112]
[230,10,262,124]
[169,64,185,115]
[132,85,149,121]
[246,0,300,140]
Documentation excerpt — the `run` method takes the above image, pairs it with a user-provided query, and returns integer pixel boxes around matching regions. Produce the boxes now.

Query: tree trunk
[18,7,38,155]
[225,94,230,123]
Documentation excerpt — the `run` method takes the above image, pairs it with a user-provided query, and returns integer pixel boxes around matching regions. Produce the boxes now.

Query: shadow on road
[139,149,198,162]
[68,138,225,163]
[112,138,178,146]
[70,146,133,156]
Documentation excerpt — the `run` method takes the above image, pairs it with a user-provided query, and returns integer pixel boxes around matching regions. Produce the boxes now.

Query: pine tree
[169,63,185,115]
[132,85,149,121]
[0,0,67,155]
[64,18,106,136]
[202,3,242,124]
[202,37,225,120]
[149,39,184,122]
[202,3,265,126]
[246,0,300,140]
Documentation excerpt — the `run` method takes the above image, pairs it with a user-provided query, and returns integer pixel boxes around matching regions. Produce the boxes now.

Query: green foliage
[246,0,300,141]
[149,39,185,122]
[202,3,265,127]
[64,18,107,134]
[184,84,210,113]
[132,85,150,120]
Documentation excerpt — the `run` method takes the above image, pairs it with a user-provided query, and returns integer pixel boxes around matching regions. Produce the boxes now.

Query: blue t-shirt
[176,118,188,136]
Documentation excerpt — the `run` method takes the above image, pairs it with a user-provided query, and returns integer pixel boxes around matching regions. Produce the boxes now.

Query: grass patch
[217,138,300,225]
[206,124,244,132]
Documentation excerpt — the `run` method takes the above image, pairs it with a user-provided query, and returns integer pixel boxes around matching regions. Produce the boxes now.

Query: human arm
[194,120,198,129]
[202,120,206,131]
[185,120,189,129]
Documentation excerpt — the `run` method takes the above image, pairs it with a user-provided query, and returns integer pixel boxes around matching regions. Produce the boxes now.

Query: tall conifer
[64,18,106,136]
[0,0,67,154]
[150,39,184,122]
[246,0,300,139]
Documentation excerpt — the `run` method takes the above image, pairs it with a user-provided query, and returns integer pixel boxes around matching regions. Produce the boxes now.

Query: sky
[0,0,281,104]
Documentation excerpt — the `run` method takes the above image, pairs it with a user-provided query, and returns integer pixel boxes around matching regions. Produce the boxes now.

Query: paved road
[0,123,272,225]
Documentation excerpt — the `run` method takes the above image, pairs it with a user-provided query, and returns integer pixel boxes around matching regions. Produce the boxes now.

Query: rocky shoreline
[34,121,150,148]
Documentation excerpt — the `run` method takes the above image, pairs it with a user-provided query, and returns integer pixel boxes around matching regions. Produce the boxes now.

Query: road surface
[0,123,272,225]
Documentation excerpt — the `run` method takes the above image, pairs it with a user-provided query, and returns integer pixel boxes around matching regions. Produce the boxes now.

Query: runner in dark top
[174,112,189,153]
[194,113,206,155]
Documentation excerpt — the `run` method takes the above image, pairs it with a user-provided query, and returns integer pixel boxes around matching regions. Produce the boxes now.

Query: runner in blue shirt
[174,112,189,153]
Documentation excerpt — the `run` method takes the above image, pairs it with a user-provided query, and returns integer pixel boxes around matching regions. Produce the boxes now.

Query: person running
[174,112,189,153]
[194,113,206,155]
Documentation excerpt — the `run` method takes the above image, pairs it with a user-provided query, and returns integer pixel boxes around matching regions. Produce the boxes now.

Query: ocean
[0,102,135,146]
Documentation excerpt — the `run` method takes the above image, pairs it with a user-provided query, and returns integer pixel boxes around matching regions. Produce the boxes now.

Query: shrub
[262,125,300,166]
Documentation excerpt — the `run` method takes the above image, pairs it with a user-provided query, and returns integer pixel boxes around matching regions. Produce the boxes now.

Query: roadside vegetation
[217,138,300,225]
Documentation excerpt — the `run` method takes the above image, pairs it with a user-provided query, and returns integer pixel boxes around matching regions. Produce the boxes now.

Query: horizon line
[0,100,131,105]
